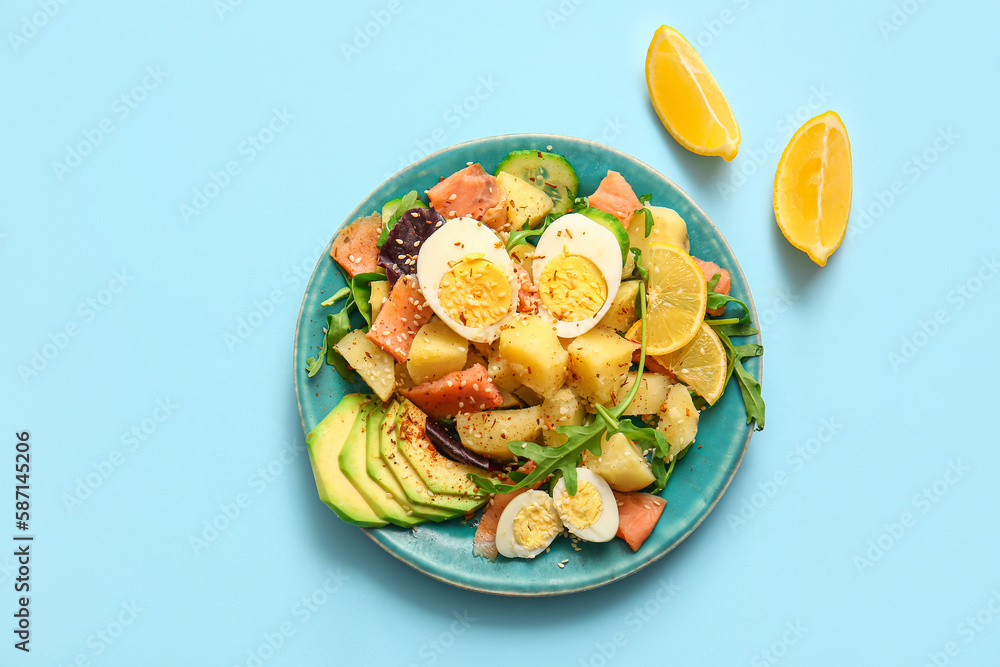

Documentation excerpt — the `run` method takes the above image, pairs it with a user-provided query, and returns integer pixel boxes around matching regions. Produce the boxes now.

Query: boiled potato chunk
[540,387,587,446]
[369,280,390,321]
[657,384,699,460]
[334,330,396,401]
[583,432,656,492]
[406,319,468,384]
[498,314,568,397]
[567,327,635,406]
[608,371,673,416]
[628,205,690,255]
[456,406,543,461]
[599,281,641,333]
[497,171,553,230]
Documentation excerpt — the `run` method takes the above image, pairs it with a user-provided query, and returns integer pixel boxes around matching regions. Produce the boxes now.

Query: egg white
[531,213,623,338]
[415,216,519,343]
[495,489,563,559]
[552,468,619,543]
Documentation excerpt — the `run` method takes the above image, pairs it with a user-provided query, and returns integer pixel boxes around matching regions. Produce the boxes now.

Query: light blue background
[3,0,998,665]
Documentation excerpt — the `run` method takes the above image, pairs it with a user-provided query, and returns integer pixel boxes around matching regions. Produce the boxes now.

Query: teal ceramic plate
[294,134,761,596]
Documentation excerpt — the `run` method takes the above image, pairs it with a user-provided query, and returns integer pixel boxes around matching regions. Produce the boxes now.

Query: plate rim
[293,132,762,596]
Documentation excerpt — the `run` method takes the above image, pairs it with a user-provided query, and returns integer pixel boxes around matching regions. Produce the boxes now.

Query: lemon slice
[773,110,852,266]
[653,322,727,405]
[626,243,706,355]
[645,25,740,161]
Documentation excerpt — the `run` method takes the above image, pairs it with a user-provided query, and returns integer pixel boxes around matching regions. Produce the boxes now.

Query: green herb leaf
[571,196,590,212]
[630,247,649,282]
[505,212,557,251]
[349,272,385,328]
[320,287,351,307]
[324,312,354,381]
[305,334,328,377]
[702,275,766,429]
[376,190,420,248]
[636,195,654,238]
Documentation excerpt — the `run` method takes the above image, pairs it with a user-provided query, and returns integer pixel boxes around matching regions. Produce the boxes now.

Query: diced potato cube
[369,280,390,321]
[582,432,655,492]
[608,371,673,416]
[406,320,468,384]
[540,387,586,446]
[497,171,553,230]
[498,314,568,397]
[567,327,635,406]
[657,385,699,460]
[456,406,543,461]
[599,281,641,333]
[628,205,690,254]
[334,330,395,401]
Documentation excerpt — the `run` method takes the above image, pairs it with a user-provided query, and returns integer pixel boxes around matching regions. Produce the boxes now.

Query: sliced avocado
[338,404,421,528]
[306,395,387,527]
[366,403,456,522]
[395,399,499,497]
[379,402,483,514]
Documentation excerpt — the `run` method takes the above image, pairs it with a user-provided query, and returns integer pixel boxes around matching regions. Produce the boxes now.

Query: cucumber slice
[380,194,427,226]
[580,207,630,265]
[495,150,579,216]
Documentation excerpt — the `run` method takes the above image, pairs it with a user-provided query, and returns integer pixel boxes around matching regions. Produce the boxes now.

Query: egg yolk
[538,254,607,322]
[512,500,561,550]
[438,255,511,328]
[556,481,601,529]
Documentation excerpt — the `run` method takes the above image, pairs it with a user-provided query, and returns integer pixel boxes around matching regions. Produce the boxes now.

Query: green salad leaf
[306,267,385,379]
[376,190,419,248]
[629,247,649,282]
[704,273,765,430]
[505,211,557,251]
[637,194,654,238]
[348,272,385,327]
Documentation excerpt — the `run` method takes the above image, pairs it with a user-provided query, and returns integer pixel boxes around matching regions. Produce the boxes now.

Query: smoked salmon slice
[588,171,642,227]
[400,364,503,419]
[331,213,381,277]
[366,276,431,362]
[427,164,507,230]
[613,490,666,552]
[693,257,731,316]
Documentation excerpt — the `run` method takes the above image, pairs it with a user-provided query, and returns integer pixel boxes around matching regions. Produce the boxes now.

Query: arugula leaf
[320,287,351,307]
[505,211,557,251]
[376,190,419,248]
[571,196,589,212]
[704,278,765,429]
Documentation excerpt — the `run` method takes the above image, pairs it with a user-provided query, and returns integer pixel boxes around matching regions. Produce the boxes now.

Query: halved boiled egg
[532,213,623,338]
[551,468,619,542]
[416,216,519,343]
[495,489,563,559]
